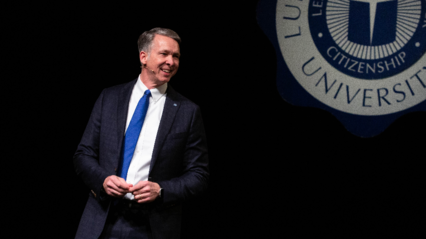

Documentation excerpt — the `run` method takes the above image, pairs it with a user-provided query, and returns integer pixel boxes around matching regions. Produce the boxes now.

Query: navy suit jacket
[73,79,209,239]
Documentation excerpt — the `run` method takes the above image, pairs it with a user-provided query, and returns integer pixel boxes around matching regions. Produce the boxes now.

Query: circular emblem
[276,0,426,115]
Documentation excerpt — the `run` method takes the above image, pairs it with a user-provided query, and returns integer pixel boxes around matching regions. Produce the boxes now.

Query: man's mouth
[162,69,171,73]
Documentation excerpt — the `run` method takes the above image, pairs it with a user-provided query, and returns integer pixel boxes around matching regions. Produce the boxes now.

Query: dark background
[6,1,425,238]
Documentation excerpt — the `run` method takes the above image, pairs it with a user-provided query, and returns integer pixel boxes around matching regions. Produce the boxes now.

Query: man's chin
[155,78,171,86]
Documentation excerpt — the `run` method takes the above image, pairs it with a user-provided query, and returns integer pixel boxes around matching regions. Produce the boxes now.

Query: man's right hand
[102,175,133,197]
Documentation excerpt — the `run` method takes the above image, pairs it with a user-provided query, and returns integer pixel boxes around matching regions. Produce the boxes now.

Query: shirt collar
[137,75,167,103]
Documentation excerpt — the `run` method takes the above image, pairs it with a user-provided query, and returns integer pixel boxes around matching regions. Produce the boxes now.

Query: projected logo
[310,0,425,79]
[257,0,426,136]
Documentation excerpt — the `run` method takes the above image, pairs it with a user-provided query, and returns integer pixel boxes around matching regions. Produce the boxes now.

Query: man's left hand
[129,181,161,203]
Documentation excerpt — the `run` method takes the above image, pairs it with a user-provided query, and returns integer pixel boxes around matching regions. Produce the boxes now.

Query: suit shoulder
[168,87,199,110]
[102,80,136,95]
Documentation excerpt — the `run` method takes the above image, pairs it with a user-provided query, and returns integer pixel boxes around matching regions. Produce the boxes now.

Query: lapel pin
[174,103,177,106]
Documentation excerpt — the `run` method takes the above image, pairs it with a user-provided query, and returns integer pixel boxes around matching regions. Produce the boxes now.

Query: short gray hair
[137,27,181,54]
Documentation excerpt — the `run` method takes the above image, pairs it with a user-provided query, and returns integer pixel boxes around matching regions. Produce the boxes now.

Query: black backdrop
[6,1,425,238]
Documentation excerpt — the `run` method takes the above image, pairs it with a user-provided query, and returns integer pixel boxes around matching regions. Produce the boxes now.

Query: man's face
[140,34,180,86]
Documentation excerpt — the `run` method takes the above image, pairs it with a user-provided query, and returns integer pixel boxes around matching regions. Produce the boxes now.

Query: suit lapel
[116,79,137,160]
[150,86,180,172]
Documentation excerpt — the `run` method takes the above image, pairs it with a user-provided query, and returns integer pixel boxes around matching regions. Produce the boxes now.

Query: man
[74,28,209,239]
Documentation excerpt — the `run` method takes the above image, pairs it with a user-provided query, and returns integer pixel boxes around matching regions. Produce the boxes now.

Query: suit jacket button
[114,168,117,172]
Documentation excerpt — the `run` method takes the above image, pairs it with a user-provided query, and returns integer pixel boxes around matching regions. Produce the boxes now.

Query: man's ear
[139,51,148,65]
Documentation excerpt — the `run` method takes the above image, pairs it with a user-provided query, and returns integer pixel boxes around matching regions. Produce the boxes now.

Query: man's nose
[166,55,174,65]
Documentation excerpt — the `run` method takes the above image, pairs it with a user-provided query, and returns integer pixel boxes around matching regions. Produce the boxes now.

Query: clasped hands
[103,175,161,203]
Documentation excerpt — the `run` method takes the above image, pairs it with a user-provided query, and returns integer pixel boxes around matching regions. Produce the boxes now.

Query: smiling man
[74,28,209,239]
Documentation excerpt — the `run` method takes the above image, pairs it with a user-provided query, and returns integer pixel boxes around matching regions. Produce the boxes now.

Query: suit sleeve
[73,90,110,198]
[156,106,209,205]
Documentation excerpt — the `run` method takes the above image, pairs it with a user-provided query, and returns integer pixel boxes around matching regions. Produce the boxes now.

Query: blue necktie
[119,89,151,180]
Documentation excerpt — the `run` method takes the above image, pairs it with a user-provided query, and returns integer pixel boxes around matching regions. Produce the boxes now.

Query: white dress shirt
[123,76,167,200]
